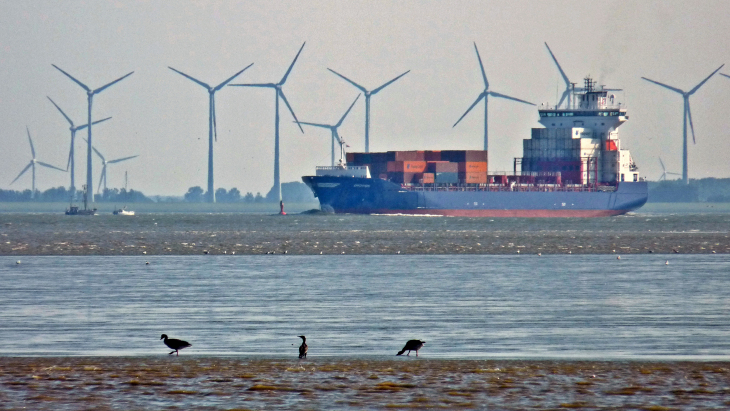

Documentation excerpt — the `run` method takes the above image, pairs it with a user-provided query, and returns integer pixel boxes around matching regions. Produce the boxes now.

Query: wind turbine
[641,64,724,184]
[47,96,111,197]
[52,65,134,204]
[658,157,681,181]
[82,138,138,193]
[453,42,535,152]
[10,127,66,198]
[168,63,253,203]
[298,94,360,166]
[720,73,730,80]
[229,42,306,202]
[544,42,574,109]
[327,68,409,153]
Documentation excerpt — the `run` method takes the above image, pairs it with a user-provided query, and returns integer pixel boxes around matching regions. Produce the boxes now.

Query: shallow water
[2,255,729,360]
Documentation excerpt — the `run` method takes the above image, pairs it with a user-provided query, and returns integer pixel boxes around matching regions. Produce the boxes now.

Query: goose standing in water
[397,340,425,357]
[298,335,308,359]
[160,334,191,356]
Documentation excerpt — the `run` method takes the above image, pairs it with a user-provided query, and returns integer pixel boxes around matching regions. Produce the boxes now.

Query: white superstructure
[520,77,639,185]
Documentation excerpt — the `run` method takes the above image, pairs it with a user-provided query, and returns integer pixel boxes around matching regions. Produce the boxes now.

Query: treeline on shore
[0,187,152,203]
[182,182,315,203]
[648,178,730,203]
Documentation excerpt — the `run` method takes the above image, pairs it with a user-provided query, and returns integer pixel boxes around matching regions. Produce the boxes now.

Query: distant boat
[65,185,97,216]
[113,206,134,216]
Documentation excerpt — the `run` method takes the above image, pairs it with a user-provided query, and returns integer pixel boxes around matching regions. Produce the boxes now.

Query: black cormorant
[160,334,191,356]
[397,340,425,357]
[298,335,308,359]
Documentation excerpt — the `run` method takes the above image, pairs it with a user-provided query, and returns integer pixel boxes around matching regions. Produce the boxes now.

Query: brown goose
[397,340,425,357]
[298,335,308,359]
[160,334,191,356]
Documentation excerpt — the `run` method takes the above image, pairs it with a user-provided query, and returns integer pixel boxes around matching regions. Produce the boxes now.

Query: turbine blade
[473,42,489,89]
[52,64,90,92]
[66,143,72,171]
[557,89,570,108]
[686,102,696,144]
[213,62,254,91]
[26,127,36,158]
[228,83,276,88]
[280,42,306,85]
[47,96,74,127]
[37,161,66,172]
[489,91,536,106]
[544,42,571,87]
[298,121,332,129]
[279,90,304,133]
[11,163,32,185]
[212,96,218,142]
[659,157,666,172]
[371,70,410,95]
[98,167,105,193]
[641,77,684,94]
[77,116,112,132]
[336,94,361,127]
[688,64,725,95]
[82,138,105,161]
[453,93,485,127]
[327,68,367,93]
[108,155,139,164]
[720,73,730,79]
[168,67,210,89]
[93,71,134,94]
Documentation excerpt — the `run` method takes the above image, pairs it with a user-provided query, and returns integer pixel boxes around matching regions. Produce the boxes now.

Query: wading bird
[160,334,191,356]
[397,340,425,357]
[298,335,308,359]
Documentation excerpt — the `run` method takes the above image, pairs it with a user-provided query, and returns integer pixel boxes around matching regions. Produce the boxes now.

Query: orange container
[458,162,488,172]
[386,161,427,173]
[422,173,435,184]
[460,172,488,184]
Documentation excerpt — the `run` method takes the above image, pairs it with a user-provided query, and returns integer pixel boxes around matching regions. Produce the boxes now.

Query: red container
[425,151,441,161]
[457,162,488,173]
[346,153,355,162]
[490,175,508,185]
[393,151,420,161]
[460,172,488,184]
[422,173,435,184]
[388,172,421,184]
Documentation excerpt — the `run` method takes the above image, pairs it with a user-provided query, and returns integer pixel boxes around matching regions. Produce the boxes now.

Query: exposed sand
[1,357,729,410]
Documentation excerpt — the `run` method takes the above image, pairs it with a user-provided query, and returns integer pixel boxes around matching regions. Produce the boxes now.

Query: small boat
[65,186,97,215]
[113,206,135,216]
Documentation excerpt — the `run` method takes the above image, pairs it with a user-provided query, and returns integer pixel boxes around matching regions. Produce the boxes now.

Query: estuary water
[1,254,729,359]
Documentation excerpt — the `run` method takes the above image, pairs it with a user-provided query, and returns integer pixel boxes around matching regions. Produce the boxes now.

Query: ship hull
[302,176,648,217]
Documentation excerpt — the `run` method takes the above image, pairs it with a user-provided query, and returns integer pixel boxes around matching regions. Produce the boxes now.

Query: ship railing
[403,183,605,193]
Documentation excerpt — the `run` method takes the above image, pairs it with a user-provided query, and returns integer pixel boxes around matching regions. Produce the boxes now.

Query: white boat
[113,206,135,216]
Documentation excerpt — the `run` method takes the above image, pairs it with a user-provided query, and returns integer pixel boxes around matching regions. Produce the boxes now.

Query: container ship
[302,77,648,217]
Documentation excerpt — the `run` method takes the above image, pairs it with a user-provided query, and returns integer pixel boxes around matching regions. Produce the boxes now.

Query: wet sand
[1,357,729,410]
[1,213,728,255]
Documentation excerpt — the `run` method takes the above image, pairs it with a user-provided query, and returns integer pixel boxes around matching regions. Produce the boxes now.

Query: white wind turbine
[10,127,66,198]
[327,68,409,153]
[168,63,253,203]
[298,94,360,166]
[658,157,681,181]
[642,64,724,184]
[52,65,134,204]
[47,96,111,197]
[453,42,535,152]
[229,42,306,202]
[82,138,138,193]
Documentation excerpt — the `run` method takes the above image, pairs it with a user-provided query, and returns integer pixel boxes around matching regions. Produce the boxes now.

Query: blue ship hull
[302,176,648,217]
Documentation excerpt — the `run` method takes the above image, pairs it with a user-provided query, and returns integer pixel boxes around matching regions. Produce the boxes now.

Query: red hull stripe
[339,209,629,217]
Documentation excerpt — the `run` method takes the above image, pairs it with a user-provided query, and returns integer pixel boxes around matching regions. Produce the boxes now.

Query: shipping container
[425,151,441,161]
[435,172,459,184]
[387,161,427,173]
[460,172,488,184]
[388,172,422,184]
[346,152,355,163]
[427,161,459,173]
[457,162,488,172]
[422,172,435,184]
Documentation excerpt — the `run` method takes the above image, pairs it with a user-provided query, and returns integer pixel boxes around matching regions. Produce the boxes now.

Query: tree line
[0,187,152,202]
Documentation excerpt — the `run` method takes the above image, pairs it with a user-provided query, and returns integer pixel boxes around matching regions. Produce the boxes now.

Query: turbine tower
[229,42,306,202]
[658,157,681,181]
[327,68,409,153]
[453,42,535,152]
[10,127,66,198]
[298,94,360,166]
[641,64,724,184]
[52,65,134,204]
[83,138,138,193]
[168,63,253,203]
[47,96,111,198]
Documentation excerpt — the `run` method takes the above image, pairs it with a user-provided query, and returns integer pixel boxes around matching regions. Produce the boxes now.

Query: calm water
[1,254,729,359]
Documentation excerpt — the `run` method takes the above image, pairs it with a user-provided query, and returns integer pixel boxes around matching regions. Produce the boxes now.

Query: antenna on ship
[641,64,724,184]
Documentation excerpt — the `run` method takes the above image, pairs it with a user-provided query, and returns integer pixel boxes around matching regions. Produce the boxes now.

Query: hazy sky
[2,0,729,196]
